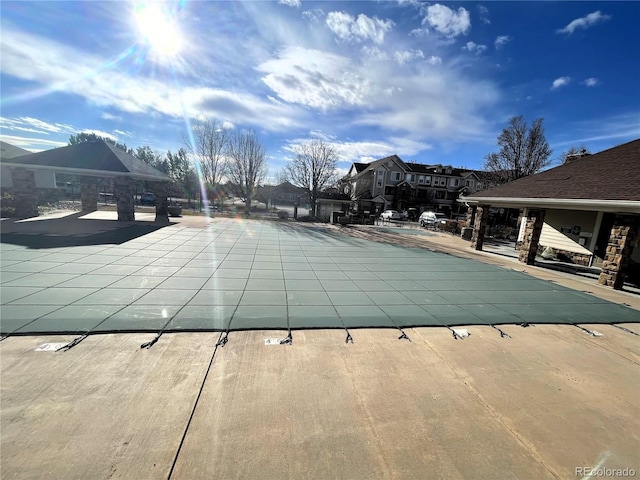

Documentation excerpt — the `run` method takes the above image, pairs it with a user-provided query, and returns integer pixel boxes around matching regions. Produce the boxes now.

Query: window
[434,176,447,187]
[424,176,431,185]
[385,186,395,195]
[405,173,415,182]
[377,169,385,188]
[452,178,460,187]
[446,192,457,200]
[418,175,424,184]
[465,179,474,187]
[392,171,401,181]
[435,190,445,199]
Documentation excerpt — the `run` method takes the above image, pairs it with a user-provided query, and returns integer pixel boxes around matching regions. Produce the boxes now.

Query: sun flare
[134,3,182,58]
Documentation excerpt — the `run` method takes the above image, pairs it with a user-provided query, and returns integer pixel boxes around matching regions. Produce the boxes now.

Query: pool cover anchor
[279,331,293,345]
[519,322,534,328]
[216,333,229,347]
[491,325,512,339]
[611,324,639,336]
[140,332,163,349]
[398,329,411,342]
[56,334,89,352]
[575,325,603,337]
[447,326,470,340]
[345,330,354,343]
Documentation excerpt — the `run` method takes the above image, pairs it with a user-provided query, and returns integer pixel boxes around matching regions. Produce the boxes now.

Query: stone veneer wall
[80,177,98,213]
[598,216,639,289]
[470,205,489,251]
[115,177,135,221]
[10,168,39,218]
[518,209,546,265]
[152,182,169,223]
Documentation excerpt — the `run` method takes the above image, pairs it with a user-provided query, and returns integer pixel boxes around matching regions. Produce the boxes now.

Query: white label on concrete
[35,343,67,351]
[264,338,282,345]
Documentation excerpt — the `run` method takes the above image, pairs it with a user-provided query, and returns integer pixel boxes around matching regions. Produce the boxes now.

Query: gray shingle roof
[0,139,170,182]
[468,139,640,202]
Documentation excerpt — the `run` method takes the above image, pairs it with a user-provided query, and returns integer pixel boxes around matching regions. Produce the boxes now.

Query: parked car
[140,192,156,205]
[419,211,447,228]
[380,210,401,220]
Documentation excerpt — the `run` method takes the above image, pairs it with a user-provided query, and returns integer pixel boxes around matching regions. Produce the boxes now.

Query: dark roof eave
[1,162,171,182]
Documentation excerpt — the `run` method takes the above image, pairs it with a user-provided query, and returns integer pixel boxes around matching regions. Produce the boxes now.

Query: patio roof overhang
[459,196,640,214]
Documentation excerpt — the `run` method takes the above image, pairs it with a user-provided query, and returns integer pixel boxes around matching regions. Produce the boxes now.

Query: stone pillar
[470,205,489,251]
[80,176,98,213]
[467,206,477,227]
[115,177,135,221]
[10,168,39,218]
[152,182,169,223]
[518,209,546,265]
[598,216,639,290]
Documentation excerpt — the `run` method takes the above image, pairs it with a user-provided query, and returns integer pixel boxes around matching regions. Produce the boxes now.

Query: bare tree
[282,139,338,216]
[484,116,552,184]
[226,129,268,214]
[183,118,229,186]
[557,145,590,164]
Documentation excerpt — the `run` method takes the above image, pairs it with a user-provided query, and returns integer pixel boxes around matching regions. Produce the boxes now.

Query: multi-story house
[340,155,484,217]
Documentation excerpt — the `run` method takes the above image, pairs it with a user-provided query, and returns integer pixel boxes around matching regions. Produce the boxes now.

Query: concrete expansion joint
[611,324,639,336]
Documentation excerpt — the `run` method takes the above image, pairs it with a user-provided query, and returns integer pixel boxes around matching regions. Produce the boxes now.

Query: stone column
[80,176,98,213]
[518,209,546,265]
[470,205,489,251]
[10,168,39,218]
[467,205,477,226]
[115,177,135,221]
[152,182,169,223]
[598,216,639,290]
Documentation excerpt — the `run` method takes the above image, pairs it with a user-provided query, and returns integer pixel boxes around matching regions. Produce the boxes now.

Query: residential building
[340,155,484,217]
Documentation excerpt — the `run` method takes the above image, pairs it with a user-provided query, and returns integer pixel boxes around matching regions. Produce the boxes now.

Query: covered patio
[0,139,172,222]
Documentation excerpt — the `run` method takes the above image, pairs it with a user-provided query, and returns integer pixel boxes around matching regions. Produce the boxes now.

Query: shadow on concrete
[0,212,170,249]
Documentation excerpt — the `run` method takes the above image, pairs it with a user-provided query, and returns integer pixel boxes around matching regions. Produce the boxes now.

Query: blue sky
[1,1,639,182]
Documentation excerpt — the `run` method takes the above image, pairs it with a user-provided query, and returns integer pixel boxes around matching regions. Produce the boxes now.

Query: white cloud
[81,129,118,141]
[257,46,371,110]
[427,56,442,65]
[0,116,75,135]
[362,45,388,60]
[409,28,428,38]
[302,8,324,23]
[100,112,122,121]
[278,0,300,7]
[477,5,490,25]
[0,26,301,133]
[582,77,599,87]
[394,49,424,65]
[557,11,611,35]
[551,76,571,90]
[494,35,512,49]
[422,4,471,39]
[463,41,487,55]
[0,134,67,150]
[326,11,394,45]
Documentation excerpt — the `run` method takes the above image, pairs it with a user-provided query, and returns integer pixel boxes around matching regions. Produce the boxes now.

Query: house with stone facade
[340,155,484,217]
[461,138,640,290]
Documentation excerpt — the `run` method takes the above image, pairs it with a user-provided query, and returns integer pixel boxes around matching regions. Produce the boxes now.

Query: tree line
[69,114,590,215]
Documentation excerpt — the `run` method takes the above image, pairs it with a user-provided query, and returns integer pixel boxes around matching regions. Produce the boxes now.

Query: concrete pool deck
[1,211,638,479]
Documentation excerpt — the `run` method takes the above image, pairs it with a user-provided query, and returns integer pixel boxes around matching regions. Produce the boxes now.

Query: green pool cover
[1,220,637,336]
